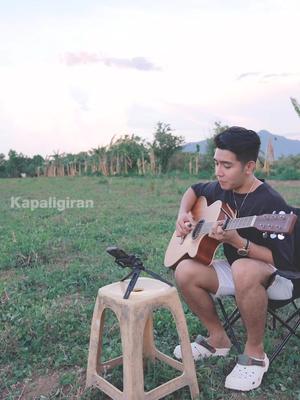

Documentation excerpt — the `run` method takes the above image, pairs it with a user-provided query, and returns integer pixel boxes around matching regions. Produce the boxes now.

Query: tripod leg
[123,269,141,299]
[144,268,173,287]
[120,270,134,282]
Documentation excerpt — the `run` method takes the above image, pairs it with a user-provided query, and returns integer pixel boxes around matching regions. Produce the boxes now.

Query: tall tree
[110,134,148,174]
[201,121,229,174]
[152,122,184,173]
[0,153,6,177]
[26,154,44,176]
[6,150,28,177]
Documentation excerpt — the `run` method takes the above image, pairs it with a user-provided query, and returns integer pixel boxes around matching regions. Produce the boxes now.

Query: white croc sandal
[225,353,269,391]
[174,334,231,361]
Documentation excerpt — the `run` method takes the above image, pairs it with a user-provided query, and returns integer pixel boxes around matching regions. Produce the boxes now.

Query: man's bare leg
[232,259,274,359]
[175,259,231,348]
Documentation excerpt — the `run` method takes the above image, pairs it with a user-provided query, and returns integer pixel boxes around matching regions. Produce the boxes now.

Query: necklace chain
[232,179,256,218]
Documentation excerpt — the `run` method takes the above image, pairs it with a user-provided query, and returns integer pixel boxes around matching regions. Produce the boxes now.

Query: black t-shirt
[191,180,296,272]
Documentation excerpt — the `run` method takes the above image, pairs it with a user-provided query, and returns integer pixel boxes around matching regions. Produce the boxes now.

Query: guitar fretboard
[195,216,256,236]
[226,216,256,230]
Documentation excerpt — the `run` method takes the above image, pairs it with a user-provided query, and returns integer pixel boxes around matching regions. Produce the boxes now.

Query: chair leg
[269,316,300,364]
[217,299,242,354]
[216,296,300,365]
[285,307,300,329]
[272,315,276,330]
[222,308,241,331]
[292,300,298,311]
[268,308,300,339]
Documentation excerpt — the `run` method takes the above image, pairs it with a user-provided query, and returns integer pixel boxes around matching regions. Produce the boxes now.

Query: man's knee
[174,259,218,293]
[231,259,273,290]
[174,259,198,288]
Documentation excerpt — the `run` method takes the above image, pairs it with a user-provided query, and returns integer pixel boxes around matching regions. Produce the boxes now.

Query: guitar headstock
[253,212,297,235]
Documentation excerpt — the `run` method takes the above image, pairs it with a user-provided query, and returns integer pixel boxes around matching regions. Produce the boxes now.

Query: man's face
[213,148,250,191]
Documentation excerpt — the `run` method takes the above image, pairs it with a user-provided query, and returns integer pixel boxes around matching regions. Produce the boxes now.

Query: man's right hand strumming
[176,212,195,237]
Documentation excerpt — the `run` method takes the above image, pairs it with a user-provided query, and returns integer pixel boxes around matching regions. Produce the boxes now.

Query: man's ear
[245,160,256,175]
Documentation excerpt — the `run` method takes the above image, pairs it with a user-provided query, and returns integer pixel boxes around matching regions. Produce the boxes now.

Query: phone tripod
[107,246,173,299]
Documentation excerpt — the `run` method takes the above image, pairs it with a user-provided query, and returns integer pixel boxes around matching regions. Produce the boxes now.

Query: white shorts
[211,260,294,301]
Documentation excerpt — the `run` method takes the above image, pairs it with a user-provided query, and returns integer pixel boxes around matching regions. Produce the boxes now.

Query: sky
[0,0,300,157]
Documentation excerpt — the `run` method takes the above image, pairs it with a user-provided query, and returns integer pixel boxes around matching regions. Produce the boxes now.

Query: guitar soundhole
[192,219,204,240]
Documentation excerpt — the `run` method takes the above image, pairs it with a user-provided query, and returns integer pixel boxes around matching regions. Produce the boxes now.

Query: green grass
[0,176,300,399]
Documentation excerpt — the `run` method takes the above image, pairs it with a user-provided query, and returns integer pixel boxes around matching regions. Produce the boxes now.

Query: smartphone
[106,246,130,259]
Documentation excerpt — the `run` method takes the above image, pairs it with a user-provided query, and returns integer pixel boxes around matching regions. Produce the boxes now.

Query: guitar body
[164,197,235,269]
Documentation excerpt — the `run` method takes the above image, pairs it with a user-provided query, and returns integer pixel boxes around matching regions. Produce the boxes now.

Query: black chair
[217,207,300,364]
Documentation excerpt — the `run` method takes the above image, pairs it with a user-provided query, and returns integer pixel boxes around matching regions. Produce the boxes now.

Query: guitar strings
[197,215,255,236]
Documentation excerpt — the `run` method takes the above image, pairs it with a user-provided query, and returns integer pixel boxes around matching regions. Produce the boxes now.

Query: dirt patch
[0,269,18,282]
[21,372,60,399]
[18,368,86,400]
[58,293,89,308]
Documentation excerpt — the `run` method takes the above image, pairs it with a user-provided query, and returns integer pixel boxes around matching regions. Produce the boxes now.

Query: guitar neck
[225,216,256,230]
[191,204,296,238]
[200,216,256,234]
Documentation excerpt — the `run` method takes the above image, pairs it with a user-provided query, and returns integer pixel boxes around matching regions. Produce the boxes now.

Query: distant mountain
[182,130,300,159]
[183,139,209,154]
[258,131,300,158]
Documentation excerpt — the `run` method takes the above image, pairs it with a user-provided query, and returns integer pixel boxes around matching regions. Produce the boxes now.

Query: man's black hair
[214,126,261,164]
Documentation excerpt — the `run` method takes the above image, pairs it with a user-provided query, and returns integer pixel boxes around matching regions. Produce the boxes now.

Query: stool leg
[120,305,147,400]
[168,292,200,399]
[143,315,157,361]
[86,296,106,387]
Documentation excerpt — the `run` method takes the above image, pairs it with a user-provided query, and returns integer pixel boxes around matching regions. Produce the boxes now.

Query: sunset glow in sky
[1,0,300,157]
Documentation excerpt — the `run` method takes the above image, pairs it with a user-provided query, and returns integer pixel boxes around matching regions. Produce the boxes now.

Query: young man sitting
[173,127,294,391]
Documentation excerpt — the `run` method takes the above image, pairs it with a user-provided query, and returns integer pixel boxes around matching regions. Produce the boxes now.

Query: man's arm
[230,235,275,265]
[176,187,197,237]
[211,223,275,265]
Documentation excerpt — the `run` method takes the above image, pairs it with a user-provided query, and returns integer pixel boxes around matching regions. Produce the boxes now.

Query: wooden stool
[86,277,200,400]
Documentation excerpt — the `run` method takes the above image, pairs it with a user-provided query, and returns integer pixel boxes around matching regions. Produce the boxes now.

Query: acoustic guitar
[164,196,297,269]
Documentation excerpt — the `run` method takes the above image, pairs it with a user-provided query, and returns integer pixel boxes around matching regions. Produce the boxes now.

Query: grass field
[1,176,300,400]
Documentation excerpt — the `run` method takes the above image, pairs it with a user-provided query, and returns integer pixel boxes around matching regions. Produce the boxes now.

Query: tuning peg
[270,233,277,239]
[272,211,276,214]
[262,232,268,239]
[279,211,286,215]
[278,234,285,240]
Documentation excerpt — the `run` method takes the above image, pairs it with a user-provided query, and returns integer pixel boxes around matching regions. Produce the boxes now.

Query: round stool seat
[99,277,173,301]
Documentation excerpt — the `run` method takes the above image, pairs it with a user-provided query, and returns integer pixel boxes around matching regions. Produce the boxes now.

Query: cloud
[263,72,297,79]
[237,72,300,81]
[61,52,161,71]
[237,72,261,80]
